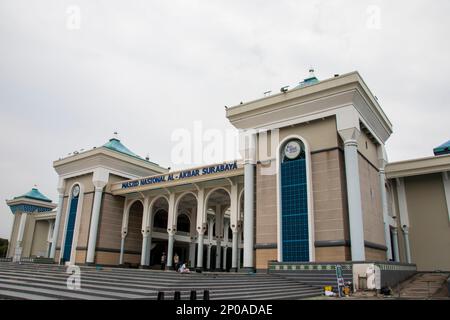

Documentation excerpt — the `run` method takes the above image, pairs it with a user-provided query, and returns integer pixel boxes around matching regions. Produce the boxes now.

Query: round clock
[284,140,302,160]
[72,185,80,198]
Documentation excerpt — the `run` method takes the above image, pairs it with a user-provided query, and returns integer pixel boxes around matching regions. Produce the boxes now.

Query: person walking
[173,253,179,271]
[161,252,167,270]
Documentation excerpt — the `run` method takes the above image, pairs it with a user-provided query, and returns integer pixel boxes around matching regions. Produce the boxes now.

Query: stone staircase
[396,272,450,299]
[0,262,323,300]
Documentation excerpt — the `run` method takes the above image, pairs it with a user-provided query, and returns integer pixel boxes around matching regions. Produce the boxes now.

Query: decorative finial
[113,131,120,141]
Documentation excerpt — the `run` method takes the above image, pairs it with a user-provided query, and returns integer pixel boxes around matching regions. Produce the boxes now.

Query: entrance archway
[174,193,197,269]
[150,197,169,268]
[204,188,231,271]
[124,200,143,267]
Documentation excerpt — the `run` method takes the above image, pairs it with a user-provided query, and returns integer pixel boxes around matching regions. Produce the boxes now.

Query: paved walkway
[0,262,322,300]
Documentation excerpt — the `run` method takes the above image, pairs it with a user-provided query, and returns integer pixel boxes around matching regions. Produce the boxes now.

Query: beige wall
[7,213,20,257]
[278,116,339,152]
[256,249,277,269]
[55,173,94,263]
[30,220,50,257]
[358,154,386,248]
[97,193,125,251]
[404,173,450,271]
[313,149,349,244]
[255,165,277,246]
[357,129,379,168]
[255,116,353,266]
[316,246,350,262]
[124,201,143,257]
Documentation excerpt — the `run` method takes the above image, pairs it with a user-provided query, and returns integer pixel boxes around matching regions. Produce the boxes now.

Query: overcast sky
[1,0,449,239]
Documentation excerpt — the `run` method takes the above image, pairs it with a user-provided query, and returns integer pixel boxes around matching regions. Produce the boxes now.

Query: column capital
[57,178,66,195]
[338,127,360,145]
[167,230,176,236]
[392,227,398,235]
[92,168,109,189]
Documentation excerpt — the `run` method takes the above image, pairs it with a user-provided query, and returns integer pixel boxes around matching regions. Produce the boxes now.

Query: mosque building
[5,71,450,273]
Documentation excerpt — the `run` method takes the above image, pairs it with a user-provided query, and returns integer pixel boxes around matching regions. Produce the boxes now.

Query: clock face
[72,185,80,198]
[284,140,301,160]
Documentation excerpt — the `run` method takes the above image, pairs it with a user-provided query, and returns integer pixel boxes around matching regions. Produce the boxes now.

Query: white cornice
[5,197,57,210]
[386,154,450,179]
[54,148,169,181]
[226,71,393,144]
[54,147,168,174]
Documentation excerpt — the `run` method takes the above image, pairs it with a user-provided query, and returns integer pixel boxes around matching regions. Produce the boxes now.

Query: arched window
[63,184,80,262]
[280,138,309,262]
[153,209,168,230]
[177,214,190,233]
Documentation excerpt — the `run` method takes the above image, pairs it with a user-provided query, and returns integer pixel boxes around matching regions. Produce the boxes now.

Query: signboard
[121,161,239,189]
[335,264,345,297]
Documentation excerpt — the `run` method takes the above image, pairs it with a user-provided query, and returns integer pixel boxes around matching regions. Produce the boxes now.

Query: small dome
[14,187,52,203]
[103,137,142,159]
[433,140,450,156]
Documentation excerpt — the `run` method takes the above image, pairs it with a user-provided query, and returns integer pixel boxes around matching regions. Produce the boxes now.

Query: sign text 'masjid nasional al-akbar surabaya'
[121,162,238,189]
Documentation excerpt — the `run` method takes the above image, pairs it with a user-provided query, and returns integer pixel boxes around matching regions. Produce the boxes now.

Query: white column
[215,205,222,270]
[167,231,175,268]
[243,163,255,270]
[223,220,229,270]
[166,192,176,269]
[197,233,205,269]
[378,145,392,260]
[402,226,412,264]
[231,230,238,270]
[207,218,213,269]
[237,231,242,270]
[140,198,151,267]
[86,169,109,264]
[442,172,450,221]
[119,235,126,265]
[392,227,400,262]
[46,220,55,257]
[339,128,365,261]
[206,245,212,269]
[189,238,196,268]
[196,188,205,269]
[16,212,27,247]
[50,185,65,259]
[119,201,129,265]
[86,186,106,264]
[396,177,411,264]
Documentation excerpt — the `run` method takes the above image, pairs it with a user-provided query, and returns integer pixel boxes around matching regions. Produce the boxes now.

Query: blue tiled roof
[14,188,52,203]
[433,140,450,156]
[103,138,142,159]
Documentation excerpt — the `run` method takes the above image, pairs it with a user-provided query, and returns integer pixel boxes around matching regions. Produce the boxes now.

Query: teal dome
[103,138,142,159]
[433,140,450,156]
[14,188,52,203]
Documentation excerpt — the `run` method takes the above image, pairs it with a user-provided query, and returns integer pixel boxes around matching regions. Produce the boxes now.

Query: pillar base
[85,262,96,267]
[139,265,150,270]
[239,267,256,274]
[195,267,204,273]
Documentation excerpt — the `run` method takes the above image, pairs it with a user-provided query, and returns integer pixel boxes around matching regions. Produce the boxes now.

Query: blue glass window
[281,140,309,262]
[63,191,79,262]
